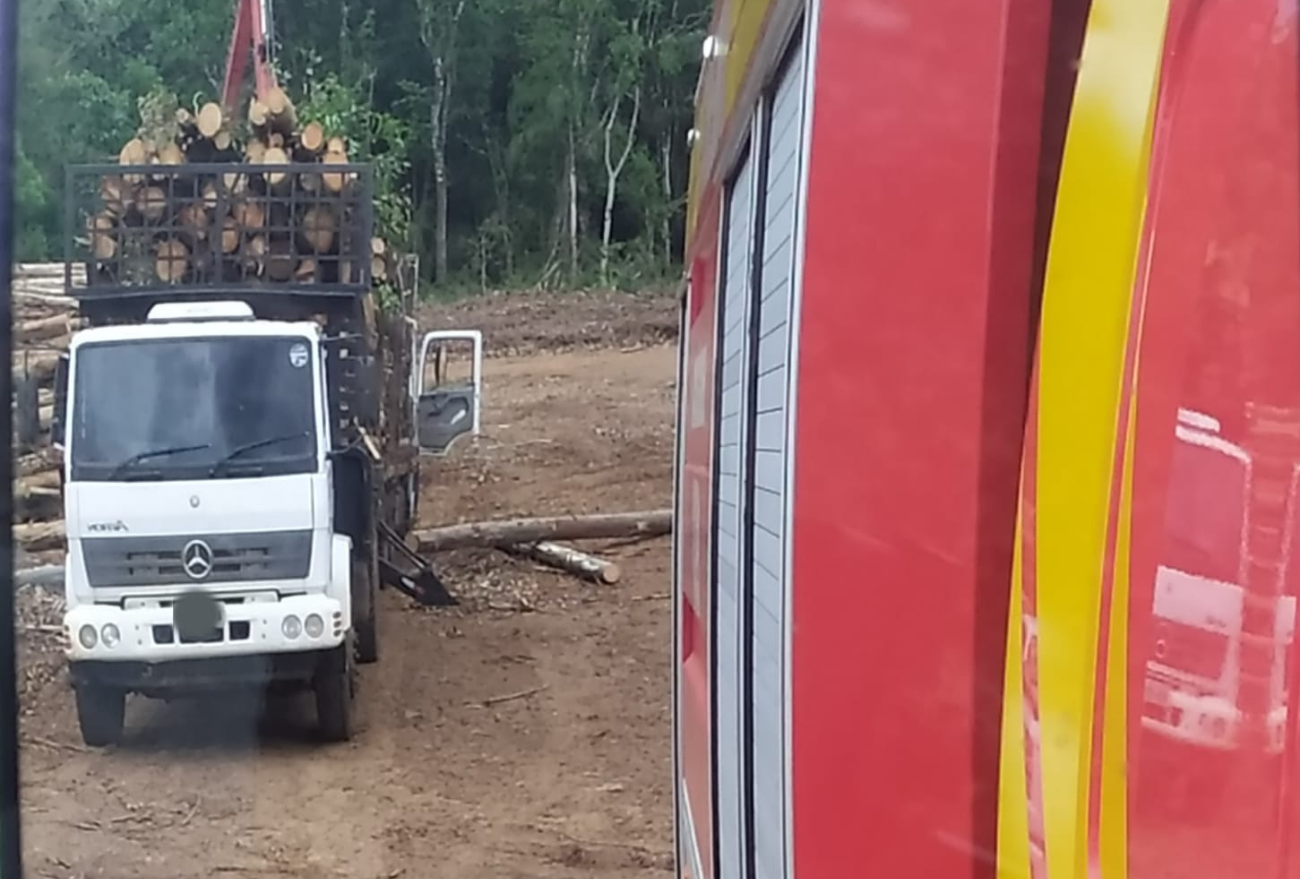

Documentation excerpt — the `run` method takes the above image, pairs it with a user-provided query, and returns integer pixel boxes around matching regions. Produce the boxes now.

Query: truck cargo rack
[64,162,375,317]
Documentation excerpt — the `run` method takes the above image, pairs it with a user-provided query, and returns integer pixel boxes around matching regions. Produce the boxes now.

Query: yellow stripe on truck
[998,1,1170,878]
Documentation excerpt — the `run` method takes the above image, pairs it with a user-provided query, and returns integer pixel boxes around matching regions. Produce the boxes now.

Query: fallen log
[15,564,63,590]
[15,520,64,552]
[414,510,671,553]
[16,485,61,522]
[17,470,59,492]
[16,451,59,478]
[13,351,60,386]
[17,313,72,345]
[510,541,621,584]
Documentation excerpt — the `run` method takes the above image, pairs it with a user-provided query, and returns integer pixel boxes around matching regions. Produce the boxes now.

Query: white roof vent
[146,301,255,323]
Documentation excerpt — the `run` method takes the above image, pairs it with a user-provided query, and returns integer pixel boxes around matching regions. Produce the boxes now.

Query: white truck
[51,160,482,746]
[1142,408,1291,756]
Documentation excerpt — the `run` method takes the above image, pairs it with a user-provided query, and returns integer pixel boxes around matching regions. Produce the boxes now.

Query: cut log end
[87,214,116,260]
[154,239,190,283]
[119,137,147,166]
[136,186,168,223]
[245,139,267,164]
[248,97,269,128]
[155,141,185,167]
[197,102,224,139]
[262,147,290,187]
[321,151,350,193]
[301,206,336,253]
[300,121,325,153]
[220,216,240,254]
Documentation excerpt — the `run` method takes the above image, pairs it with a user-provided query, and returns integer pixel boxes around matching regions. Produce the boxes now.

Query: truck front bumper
[64,593,346,663]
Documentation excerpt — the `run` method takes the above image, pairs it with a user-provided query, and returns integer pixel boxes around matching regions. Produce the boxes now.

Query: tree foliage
[15,0,708,290]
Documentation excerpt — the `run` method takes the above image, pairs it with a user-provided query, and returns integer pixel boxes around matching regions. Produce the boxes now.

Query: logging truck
[52,161,482,746]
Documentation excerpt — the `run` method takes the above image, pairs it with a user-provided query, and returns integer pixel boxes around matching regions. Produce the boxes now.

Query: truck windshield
[69,335,319,482]
[1162,437,1248,585]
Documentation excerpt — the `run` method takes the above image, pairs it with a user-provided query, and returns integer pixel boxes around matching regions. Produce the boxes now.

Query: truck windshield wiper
[108,444,212,479]
[209,431,312,478]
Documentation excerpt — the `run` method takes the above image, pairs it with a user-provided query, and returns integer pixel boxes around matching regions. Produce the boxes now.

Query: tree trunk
[660,128,673,265]
[432,97,449,284]
[17,313,71,345]
[511,541,622,584]
[414,510,671,552]
[567,121,579,282]
[419,0,467,285]
[14,520,64,552]
[601,87,641,286]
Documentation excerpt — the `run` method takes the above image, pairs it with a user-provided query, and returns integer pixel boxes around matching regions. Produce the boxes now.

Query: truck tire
[315,640,356,742]
[353,554,379,664]
[75,684,125,747]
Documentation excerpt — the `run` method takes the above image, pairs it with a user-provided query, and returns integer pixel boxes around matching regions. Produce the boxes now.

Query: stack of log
[85,88,396,288]
[11,263,80,534]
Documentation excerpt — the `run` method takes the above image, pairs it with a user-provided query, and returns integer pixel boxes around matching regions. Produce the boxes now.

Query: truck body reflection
[1141,408,1297,812]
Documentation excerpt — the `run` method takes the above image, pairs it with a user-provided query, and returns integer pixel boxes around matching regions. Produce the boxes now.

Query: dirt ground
[16,291,680,879]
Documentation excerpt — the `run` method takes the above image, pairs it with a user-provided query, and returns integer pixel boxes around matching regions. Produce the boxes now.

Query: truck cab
[58,300,356,744]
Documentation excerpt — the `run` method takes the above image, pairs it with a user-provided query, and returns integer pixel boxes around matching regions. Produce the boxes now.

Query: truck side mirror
[415,330,482,455]
[51,353,69,450]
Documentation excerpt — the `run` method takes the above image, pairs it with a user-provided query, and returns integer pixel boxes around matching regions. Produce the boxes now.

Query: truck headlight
[78,625,98,650]
[282,615,302,639]
[101,624,121,649]
[304,614,324,638]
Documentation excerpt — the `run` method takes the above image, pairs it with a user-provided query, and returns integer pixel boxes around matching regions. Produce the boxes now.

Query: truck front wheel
[74,684,125,747]
[315,641,356,742]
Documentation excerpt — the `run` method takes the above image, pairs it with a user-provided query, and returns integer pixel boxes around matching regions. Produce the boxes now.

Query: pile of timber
[10,264,76,528]
[85,88,397,289]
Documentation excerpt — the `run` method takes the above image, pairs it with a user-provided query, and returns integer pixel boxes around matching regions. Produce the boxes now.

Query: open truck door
[415,330,482,454]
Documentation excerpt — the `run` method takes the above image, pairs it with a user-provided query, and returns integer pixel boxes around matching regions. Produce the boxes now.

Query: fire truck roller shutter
[714,148,756,879]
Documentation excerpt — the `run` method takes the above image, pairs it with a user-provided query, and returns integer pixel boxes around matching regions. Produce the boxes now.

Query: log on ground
[508,541,622,584]
[15,520,64,552]
[17,313,72,345]
[414,510,671,553]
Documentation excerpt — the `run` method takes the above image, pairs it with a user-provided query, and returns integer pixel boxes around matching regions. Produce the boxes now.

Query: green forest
[15,0,708,291]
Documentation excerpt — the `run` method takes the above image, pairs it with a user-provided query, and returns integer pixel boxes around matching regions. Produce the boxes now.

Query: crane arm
[222,0,278,111]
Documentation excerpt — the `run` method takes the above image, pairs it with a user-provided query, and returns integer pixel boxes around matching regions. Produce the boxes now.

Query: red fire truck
[672,0,1300,876]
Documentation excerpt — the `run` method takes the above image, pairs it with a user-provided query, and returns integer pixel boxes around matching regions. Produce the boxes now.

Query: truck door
[415,330,482,454]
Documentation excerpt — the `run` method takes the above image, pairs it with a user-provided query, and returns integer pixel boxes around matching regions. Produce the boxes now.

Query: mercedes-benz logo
[182,539,214,580]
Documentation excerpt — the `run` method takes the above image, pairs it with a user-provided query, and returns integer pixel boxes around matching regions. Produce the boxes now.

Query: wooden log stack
[84,90,396,291]
[8,263,78,532]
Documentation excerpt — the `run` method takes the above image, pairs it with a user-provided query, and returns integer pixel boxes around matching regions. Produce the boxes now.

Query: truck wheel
[315,641,356,742]
[75,685,125,747]
[353,555,379,664]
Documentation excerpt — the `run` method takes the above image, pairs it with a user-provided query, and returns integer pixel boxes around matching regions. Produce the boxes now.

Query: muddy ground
[16,290,680,879]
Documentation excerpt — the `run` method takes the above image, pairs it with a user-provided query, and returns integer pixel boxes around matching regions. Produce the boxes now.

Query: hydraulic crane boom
[221,0,277,110]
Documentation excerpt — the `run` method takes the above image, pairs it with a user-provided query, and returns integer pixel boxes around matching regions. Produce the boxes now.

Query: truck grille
[81,531,312,588]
